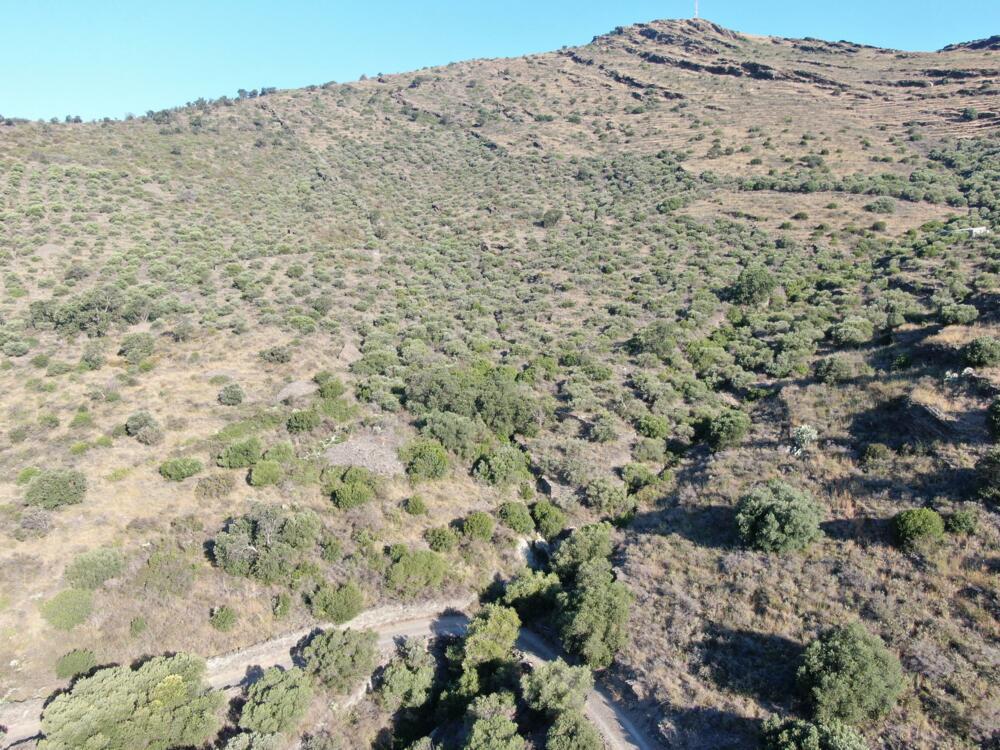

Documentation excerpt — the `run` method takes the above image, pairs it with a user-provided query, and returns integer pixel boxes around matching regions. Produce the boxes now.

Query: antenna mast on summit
[694,0,699,19]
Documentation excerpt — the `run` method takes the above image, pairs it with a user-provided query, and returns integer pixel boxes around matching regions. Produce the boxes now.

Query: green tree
[736,481,823,553]
[699,409,751,452]
[545,710,603,750]
[38,654,222,750]
[521,658,592,714]
[239,666,312,735]
[386,547,447,597]
[502,569,562,621]
[732,264,776,305]
[551,523,613,581]
[377,638,435,710]
[498,501,534,534]
[557,559,632,669]
[760,717,869,750]
[464,692,525,750]
[462,511,495,541]
[302,628,378,692]
[797,622,903,725]
[531,500,567,540]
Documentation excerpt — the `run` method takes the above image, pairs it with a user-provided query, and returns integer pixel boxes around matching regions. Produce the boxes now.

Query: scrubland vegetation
[1,16,999,750]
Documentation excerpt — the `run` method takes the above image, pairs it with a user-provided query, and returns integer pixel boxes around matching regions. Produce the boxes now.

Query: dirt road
[0,597,657,750]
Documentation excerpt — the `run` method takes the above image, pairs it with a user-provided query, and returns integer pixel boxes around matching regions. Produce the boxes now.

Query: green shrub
[464,692,524,750]
[119,333,155,364]
[195,473,236,499]
[309,581,364,623]
[988,397,1000,439]
[531,500,567,540]
[521,658,593,714]
[326,465,378,509]
[239,666,311,735]
[259,346,292,364]
[636,413,670,439]
[622,463,656,494]
[546,710,603,750]
[249,459,282,487]
[552,523,613,581]
[736,481,823,553]
[473,444,530,486]
[699,409,751,452]
[376,638,435,711]
[939,303,978,325]
[731,264,776,305]
[814,356,853,384]
[975,446,1000,505]
[25,469,87,509]
[892,507,945,550]
[864,197,896,214]
[286,409,321,433]
[963,336,1000,367]
[39,654,222,750]
[502,569,562,621]
[264,442,295,463]
[159,457,203,481]
[760,717,869,750]
[217,437,262,468]
[40,589,93,630]
[4,340,30,357]
[124,411,163,445]
[424,526,459,552]
[317,377,346,400]
[210,605,237,631]
[556,558,632,668]
[404,495,428,515]
[218,383,245,406]
[302,628,378,692]
[829,317,874,347]
[54,648,97,679]
[462,511,494,541]
[797,622,903,725]
[419,410,491,460]
[386,547,446,598]
[399,437,450,481]
[498,502,534,534]
[583,477,634,518]
[65,547,125,589]
[860,442,892,471]
[945,509,978,535]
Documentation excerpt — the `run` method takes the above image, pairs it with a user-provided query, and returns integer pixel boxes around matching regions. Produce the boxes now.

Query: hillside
[0,17,999,750]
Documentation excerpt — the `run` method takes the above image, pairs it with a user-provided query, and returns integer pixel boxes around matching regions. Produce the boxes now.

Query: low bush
[195,473,236,499]
[54,648,97,679]
[699,408,751,452]
[532,500,567,540]
[498,501,534,534]
[124,411,163,445]
[399,437,450,481]
[40,589,93,630]
[249,459,282,487]
[963,336,1000,367]
[945,509,978,535]
[797,622,903,725]
[472,444,530,486]
[302,628,378,692]
[939,303,978,326]
[159,457,203,481]
[259,346,292,364]
[424,526,459,552]
[65,547,125,589]
[814,355,853,384]
[386,547,446,598]
[210,605,237,631]
[583,477,633,518]
[309,581,364,623]
[217,437,263,468]
[286,409,321,433]
[25,469,87,509]
[218,383,245,406]
[760,717,869,750]
[462,511,494,541]
[892,507,944,550]
[736,481,823,553]
[403,495,428,515]
[829,317,874,347]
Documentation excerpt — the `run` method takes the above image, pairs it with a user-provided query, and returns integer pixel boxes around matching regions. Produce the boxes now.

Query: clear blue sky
[2,1,997,121]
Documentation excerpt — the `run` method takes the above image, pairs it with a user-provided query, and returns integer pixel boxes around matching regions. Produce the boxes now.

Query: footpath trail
[0,598,657,750]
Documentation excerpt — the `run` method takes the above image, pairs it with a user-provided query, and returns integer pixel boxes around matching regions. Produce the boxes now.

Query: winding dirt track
[0,598,656,750]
